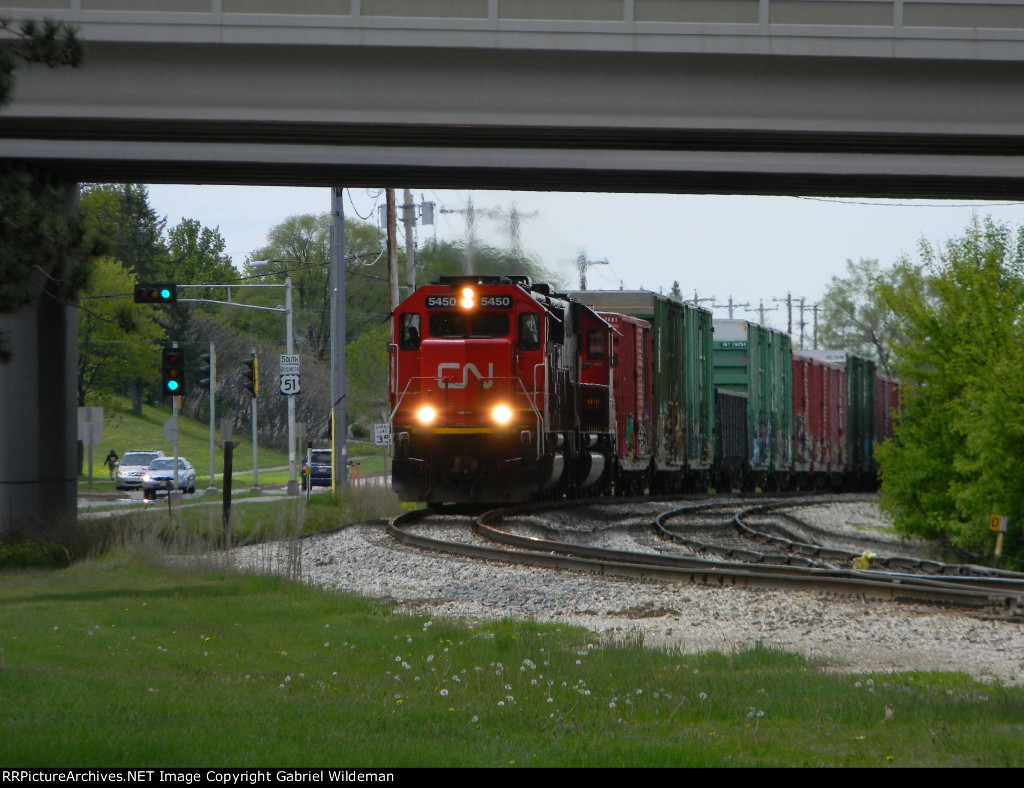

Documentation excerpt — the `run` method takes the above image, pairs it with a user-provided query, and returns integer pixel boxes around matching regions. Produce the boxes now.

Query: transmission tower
[576,250,609,291]
[440,196,538,274]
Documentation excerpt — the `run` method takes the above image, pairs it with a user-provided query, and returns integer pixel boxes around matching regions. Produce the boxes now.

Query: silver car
[142,457,197,495]
[115,450,165,490]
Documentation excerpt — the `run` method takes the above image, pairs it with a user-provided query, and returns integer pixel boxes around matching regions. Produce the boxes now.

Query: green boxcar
[570,291,715,475]
[712,320,793,476]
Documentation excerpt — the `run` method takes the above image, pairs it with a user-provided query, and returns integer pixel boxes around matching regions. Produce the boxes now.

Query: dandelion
[699,692,707,701]
[440,689,449,697]
[427,654,434,663]
[471,716,479,723]
[498,701,505,707]
[285,675,292,683]
[609,702,616,709]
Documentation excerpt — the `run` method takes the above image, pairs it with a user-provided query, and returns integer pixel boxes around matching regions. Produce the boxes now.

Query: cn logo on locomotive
[437,362,494,389]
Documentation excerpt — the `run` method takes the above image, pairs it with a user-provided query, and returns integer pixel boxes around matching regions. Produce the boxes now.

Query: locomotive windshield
[429,312,509,338]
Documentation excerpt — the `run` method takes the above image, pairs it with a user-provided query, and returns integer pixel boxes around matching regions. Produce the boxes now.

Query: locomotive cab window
[429,312,509,338]
[518,313,541,351]
[398,314,421,350]
[586,328,606,361]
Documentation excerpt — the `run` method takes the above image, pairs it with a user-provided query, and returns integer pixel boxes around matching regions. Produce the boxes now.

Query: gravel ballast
[230,501,1024,686]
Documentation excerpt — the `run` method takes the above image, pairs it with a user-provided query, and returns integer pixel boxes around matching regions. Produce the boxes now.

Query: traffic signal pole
[172,343,179,492]
[285,278,298,496]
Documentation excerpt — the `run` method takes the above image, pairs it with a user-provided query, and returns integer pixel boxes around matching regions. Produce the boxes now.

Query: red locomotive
[389,276,616,504]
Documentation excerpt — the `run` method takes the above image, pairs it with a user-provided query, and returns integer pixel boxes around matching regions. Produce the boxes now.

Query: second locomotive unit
[389,275,616,504]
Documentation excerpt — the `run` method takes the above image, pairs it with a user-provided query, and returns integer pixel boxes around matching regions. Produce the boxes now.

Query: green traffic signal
[161,347,185,396]
[135,284,177,304]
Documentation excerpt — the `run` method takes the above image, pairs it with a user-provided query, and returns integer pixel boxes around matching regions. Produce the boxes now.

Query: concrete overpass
[4,0,1024,530]
[3,0,1024,197]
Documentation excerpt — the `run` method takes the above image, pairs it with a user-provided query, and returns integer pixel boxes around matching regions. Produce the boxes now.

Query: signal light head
[161,347,185,396]
[134,284,177,304]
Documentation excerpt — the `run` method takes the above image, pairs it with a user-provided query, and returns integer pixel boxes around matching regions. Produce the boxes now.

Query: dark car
[302,449,332,490]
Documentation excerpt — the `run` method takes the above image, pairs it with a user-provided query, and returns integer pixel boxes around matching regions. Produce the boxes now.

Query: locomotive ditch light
[416,405,437,425]
[492,404,513,425]
[460,287,475,310]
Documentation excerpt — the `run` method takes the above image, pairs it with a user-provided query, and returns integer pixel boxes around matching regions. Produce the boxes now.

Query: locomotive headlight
[416,405,437,424]
[460,287,475,309]
[492,404,513,425]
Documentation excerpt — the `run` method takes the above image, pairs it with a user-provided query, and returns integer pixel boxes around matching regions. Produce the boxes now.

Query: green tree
[818,258,905,376]
[876,216,1024,564]
[77,257,166,407]
[346,321,390,432]
[247,213,388,355]
[167,218,236,286]
[0,19,86,362]
[80,184,169,281]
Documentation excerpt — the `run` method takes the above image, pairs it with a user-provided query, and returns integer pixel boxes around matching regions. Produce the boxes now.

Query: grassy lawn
[1,550,1023,767]
[79,400,385,492]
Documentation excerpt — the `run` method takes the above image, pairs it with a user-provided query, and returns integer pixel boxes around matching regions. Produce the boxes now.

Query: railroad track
[387,495,1024,619]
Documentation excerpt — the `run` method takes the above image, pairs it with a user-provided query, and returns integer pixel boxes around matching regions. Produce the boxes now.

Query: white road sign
[373,423,390,446]
[280,374,301,395]
[280,353,300,375]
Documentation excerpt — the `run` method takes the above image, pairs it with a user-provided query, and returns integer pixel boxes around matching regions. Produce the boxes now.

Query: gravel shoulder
[230,500,1024,686]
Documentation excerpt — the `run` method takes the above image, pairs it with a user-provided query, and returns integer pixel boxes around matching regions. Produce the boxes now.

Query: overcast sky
[146,185,1024,332]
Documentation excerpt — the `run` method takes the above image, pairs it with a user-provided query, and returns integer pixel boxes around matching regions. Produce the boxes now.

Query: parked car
[142,457,197,495]
[301,449,332,490]
[115,450,165,491]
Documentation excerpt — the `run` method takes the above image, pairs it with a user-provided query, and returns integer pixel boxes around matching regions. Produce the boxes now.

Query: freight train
[388,275,898,505]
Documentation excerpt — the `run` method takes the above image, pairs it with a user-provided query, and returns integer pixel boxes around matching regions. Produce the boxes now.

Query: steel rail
[387,499,1024,614]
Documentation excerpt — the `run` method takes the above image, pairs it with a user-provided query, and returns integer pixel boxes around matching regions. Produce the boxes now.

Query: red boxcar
[792,351,847,486]
[600,311,653,494]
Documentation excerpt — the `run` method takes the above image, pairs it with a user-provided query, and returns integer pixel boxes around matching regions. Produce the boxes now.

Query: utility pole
[796,296,807,349]
[810,302,822,349]
[772,292,794,336]
[746,299,780,326]
[576,250,609,291]
[386,189,400,312]
[691,290,716,308]
[330,187,348,492]
[383,191,435,294]
[713,296,751,319]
